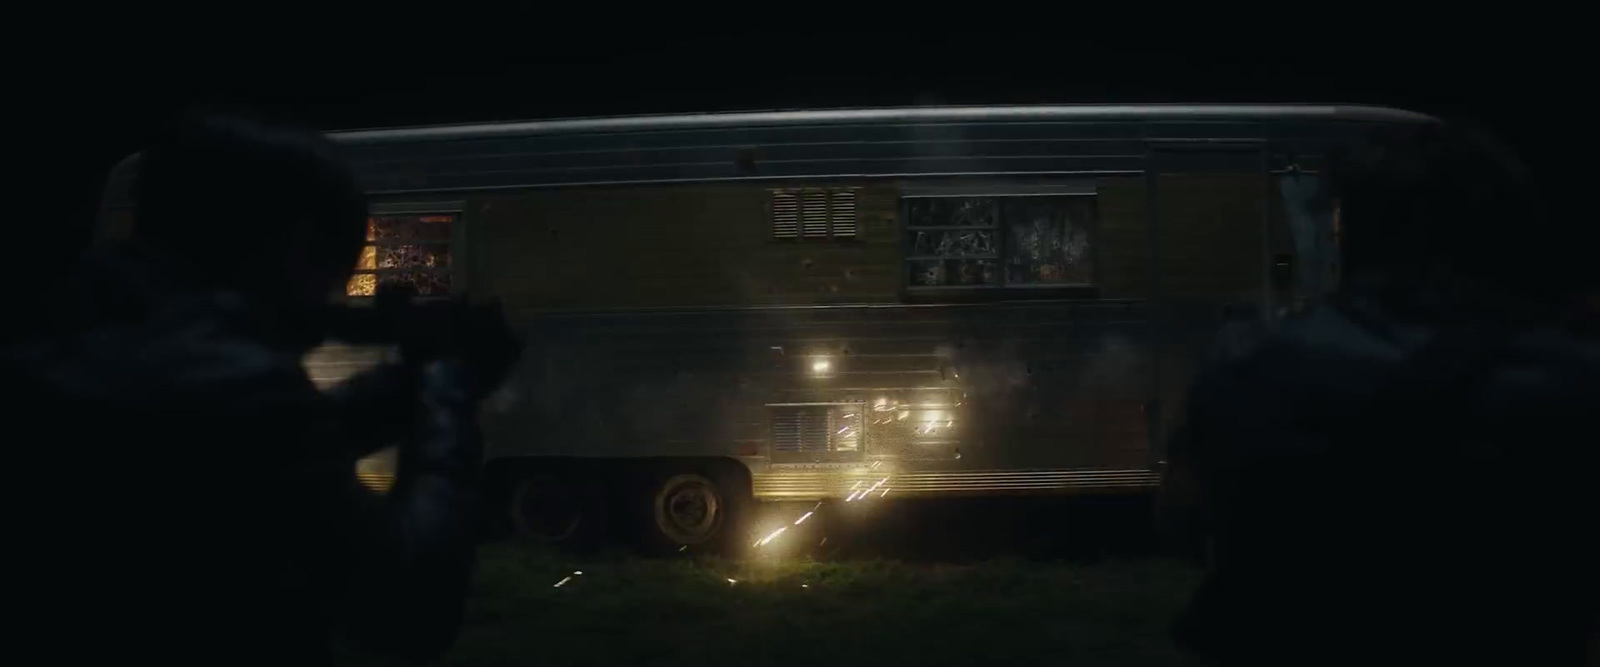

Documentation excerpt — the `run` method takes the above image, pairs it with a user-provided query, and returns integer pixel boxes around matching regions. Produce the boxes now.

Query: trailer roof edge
[328,104,1439,145]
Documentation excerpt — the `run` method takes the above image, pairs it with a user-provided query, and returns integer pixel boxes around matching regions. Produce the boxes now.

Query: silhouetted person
[3,113,516,665]
[1162,122,1597,665]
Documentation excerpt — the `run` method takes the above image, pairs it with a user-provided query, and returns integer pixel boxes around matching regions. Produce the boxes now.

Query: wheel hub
[655,476,721,544]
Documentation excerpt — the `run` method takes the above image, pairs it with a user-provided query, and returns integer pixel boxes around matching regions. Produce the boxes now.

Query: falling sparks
[794,511,814,525]
[678,545,688,552]
[755,526,789,547]
[871,460,883,469]
[552,576,573,588]
[880,486,891,498]
[573,571,583,576]
[801,584,810,589]
[846,476,891,502]
[819,537,828,547]
[727,578,738,585]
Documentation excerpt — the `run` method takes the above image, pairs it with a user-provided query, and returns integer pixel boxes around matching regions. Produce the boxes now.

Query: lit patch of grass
[423,545,1202,667]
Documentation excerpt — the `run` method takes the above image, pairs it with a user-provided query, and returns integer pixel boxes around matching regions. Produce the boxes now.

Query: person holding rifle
[3,111,520,665]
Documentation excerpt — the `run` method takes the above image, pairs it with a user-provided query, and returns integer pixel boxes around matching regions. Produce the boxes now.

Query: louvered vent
[772,192,799,239]
[770,404,863,454]
[773,188,859,240]
[801,191,829,238]
[771,406,831,453]
[830,190,857,237]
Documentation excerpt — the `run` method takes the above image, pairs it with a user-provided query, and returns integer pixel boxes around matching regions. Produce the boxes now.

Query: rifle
[322,283,522,395]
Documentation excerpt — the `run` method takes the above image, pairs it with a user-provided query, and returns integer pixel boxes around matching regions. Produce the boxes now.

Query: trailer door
[1145,144,1272,464]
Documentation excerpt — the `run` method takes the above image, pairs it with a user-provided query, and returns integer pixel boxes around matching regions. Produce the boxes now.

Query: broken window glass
[378,244,451,270]
[904,195,1094,290]
[910,229,997,258]
[366,214,454,242]
[346,273,377,297]
[908,260,946,287]
[1003,197,1094,285]
[906,259,1000,287]
[350,213,457,298]
[906,198,999,228]
[950,259,1000,286]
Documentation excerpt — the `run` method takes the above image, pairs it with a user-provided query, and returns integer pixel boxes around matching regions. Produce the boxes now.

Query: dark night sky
[20,23,1581,271]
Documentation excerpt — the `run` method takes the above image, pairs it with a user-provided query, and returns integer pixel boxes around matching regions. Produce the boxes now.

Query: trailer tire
[639,464,752,556]
[652,473,723,544]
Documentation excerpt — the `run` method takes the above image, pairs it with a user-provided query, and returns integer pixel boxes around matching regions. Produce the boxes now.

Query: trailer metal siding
[293,105,1436,498]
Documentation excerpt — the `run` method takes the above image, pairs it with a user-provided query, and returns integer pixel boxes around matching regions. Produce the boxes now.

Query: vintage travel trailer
[101,104,1434,550]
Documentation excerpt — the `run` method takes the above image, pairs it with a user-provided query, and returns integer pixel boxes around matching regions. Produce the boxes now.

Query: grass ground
[418,544,1201,667]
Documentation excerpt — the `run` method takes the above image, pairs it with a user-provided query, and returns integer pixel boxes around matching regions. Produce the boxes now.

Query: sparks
[552,576,573,588]
[756,526,788,547]
[880,486,891,498]
[794,511,814,525]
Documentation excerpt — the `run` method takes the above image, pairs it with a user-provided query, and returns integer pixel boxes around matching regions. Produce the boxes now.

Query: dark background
[16,23,1579,283]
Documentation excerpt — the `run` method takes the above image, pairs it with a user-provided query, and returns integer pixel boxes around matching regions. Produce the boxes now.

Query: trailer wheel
[509,473,583,543]
[651,473,725,547]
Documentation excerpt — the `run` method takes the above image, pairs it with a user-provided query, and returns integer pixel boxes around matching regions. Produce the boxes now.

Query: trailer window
[904,195,1094,289]
[345,213,456,297]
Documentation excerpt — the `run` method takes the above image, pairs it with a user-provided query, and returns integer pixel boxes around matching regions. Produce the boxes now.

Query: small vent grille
[772,192,799,239]
[772,188,859,240]
[801,192,829,238]
[830,190,857,237]
[772,407,831,453]
[770,405,863,455]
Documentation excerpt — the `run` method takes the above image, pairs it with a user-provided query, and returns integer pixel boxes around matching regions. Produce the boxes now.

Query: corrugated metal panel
[357,472,395,493]
[750,468,1160,500]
